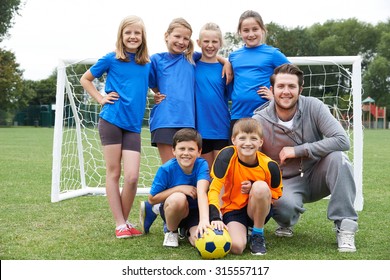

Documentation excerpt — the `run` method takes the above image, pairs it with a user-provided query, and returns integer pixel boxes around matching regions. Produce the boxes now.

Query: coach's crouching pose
[252,63,358,252]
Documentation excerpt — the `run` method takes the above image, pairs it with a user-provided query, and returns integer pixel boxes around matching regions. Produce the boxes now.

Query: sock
[152,203,160,215]
[252,227,264,236]
[116,224,127,230]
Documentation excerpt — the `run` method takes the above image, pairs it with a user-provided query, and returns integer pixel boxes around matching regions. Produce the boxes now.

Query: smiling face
[197,29,222,62]
[165,26,192,54]
[122,24,143,53]
[239,17,265,48]
[271,73,303,121]
[173,140,201,173]
[232,131,263,165]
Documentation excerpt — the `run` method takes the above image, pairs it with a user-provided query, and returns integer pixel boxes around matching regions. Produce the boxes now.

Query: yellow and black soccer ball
[195,228,232,259]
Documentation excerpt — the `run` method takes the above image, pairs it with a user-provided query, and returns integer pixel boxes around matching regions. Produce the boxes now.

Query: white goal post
[51,56,364,211]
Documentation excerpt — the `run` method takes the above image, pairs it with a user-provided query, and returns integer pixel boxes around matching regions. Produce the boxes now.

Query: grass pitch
[0,127,389,260]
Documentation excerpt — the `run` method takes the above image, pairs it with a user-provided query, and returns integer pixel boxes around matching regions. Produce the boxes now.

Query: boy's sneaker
[336,219,358,252]
[250,234,267,255]
[126,222,143,237]
[115,225,132,239]
[178,228,186,240]
[140,200,157,234]
[163,231,179,247]
[275,226,294,237]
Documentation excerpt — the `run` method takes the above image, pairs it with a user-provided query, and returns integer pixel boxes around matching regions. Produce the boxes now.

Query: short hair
[115,15,150,65]
[165,18,195,64]
[270,63,304,87]
[172,128,202,150]
[198,22,224,47]
[232,118,263,139]
[237,10,267,44]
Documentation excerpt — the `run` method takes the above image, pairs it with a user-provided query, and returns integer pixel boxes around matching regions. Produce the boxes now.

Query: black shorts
[151,128,182,147]
[160,203,199,232]
[201,139,229,154]
[223,205,273,229]
[98,118,141,152]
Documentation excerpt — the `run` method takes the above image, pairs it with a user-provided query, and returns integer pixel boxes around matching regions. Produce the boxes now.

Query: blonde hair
[115,15,150,64]
[198,22,224,47]
[165,18,195,64]
[232,118,263,139]
[237,10,267,44]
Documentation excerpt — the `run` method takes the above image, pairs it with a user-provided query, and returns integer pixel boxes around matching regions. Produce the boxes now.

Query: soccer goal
[51,56,364,211]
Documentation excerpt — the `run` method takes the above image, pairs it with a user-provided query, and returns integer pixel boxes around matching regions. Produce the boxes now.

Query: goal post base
[51,186,151,203]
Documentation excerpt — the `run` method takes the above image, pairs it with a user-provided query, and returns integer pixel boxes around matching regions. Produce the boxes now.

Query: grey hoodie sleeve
[294,98,350,160]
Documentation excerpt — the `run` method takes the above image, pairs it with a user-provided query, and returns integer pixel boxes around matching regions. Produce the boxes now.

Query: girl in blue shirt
[149,18,197,164]
[80,15,150,239]
[149,18,232,164]
[195,23,231,169]
[229,10,289,138]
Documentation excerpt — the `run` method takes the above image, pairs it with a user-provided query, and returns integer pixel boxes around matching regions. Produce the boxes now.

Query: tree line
[1,0,389,125]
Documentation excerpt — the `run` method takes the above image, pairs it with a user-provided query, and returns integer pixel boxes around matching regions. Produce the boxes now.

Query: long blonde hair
[115,15,150,64]
[165,17,195,64]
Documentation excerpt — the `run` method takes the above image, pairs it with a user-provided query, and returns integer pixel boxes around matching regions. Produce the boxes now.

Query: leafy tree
[267,23,317,56]
[363,56,390,107]
[377,32,390,60]
[220,32,243,58]
[0,0,22,41]
[0,49,27,111]
[28,72,57,105]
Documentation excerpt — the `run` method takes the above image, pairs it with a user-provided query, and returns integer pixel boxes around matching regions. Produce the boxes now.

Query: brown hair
[270,63,304,88]
[232,118,263,139]
[173,128,202,150]
[237,10,267,44]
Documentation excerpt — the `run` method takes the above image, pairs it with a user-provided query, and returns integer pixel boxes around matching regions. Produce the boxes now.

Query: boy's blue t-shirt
[195,61,230,140]
[229,44,289,119]
[90,52,151,133]
[148,52,196,132]
[150,157,210,209]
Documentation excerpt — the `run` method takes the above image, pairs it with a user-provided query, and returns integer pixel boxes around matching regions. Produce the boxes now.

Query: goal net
[51,56,363,211]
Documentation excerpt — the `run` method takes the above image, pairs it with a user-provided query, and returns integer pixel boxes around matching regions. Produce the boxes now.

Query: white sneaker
[163,231,179,247]
[336,219,358,252]
[275,226,294,237]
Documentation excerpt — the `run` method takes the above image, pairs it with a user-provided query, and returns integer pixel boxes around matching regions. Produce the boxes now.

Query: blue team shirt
[150,157,210,209]
[229,44,289,119]
[149,52,196,132]
[195,61,230,140]
[90,52,150,133]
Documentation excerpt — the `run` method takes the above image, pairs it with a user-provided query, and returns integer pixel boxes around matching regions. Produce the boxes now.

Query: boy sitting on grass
[144,128,210,247]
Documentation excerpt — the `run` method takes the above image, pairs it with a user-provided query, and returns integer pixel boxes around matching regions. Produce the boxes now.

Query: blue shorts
[223,205,273,229]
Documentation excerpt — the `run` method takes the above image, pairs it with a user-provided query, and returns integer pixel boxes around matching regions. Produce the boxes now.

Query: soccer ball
[195,228,232,259]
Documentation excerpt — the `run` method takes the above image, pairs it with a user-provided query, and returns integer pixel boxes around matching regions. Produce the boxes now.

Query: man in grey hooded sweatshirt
[252,63,358,252]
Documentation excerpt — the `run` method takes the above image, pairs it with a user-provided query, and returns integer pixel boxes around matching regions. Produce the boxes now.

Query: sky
[1,0,389,81]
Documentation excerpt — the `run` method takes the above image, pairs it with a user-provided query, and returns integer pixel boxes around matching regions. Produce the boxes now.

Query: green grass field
[0,127,389,260]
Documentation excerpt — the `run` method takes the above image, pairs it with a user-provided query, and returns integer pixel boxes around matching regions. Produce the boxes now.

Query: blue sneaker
[140,200,157,234]
[250,234,267,255]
